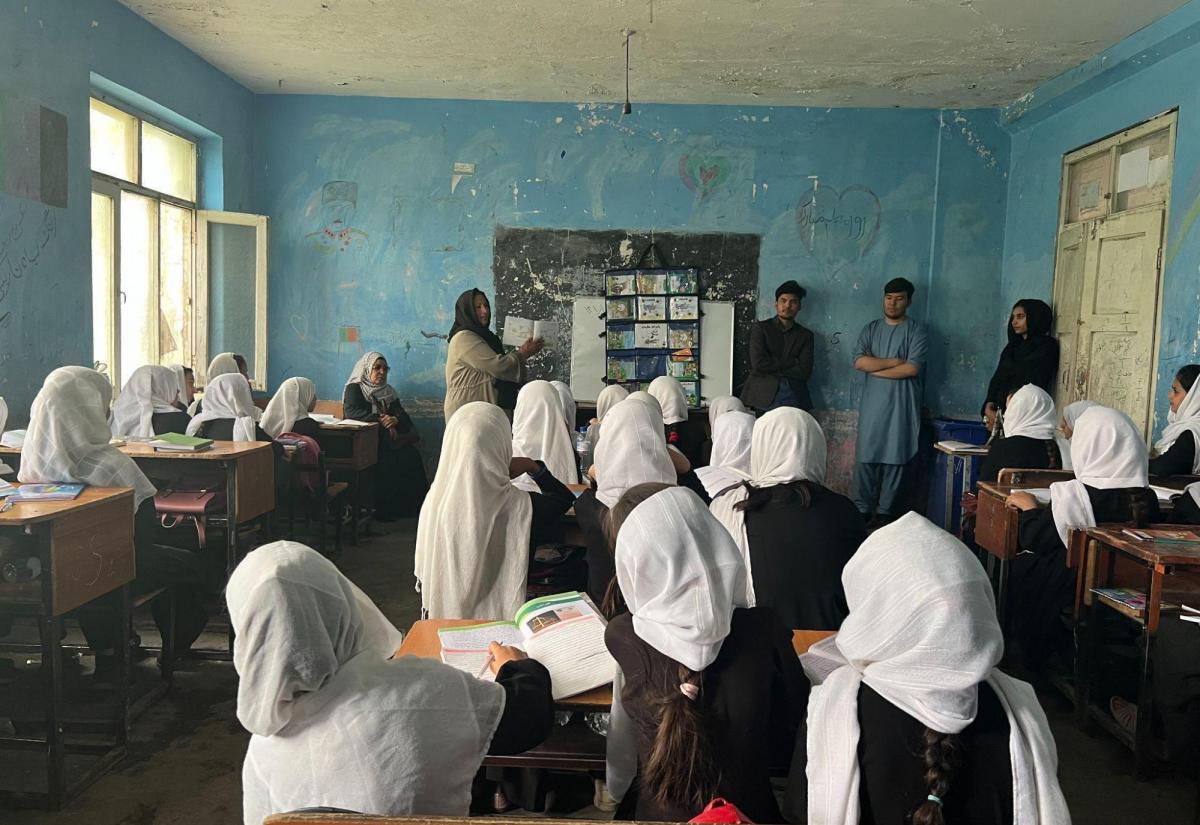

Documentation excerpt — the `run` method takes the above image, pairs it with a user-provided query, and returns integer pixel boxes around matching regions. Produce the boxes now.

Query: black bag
[526,544,588,598]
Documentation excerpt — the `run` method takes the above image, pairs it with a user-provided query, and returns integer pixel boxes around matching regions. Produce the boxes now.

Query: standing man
[852,277,927,525]
[740,280,815,412]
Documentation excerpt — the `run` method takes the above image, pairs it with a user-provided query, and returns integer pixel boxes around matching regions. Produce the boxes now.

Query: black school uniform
[787,682,1013,825]
[1150,431,1196,478]
[1010,487,1159,665]
[342,384,429,518]
[606,607,808,823]
[193,418,283,458]
[978,435,1062,485]
[151,410,192,435]
[488,659,555,754]
[283,416,323,441]
[572,489,613,606]
[742,483,865,630]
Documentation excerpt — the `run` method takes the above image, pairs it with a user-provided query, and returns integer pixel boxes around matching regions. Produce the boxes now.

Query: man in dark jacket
[740,280,814,412]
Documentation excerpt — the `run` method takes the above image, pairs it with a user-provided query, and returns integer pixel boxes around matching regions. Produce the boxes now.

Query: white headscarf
[708,395,747,431]
[191,353,255,418]
[186,373,259,442]
[110,365,183,439]
[616,486,748,672]
[19,367,156,507]
[804,512,1070,825]
[345,350,399,412]
[0,397,9,475]
[229,541,505,825]
[596,384,629,423]
[648,376,688,425]
[626,390,662,417]
[694,411,754,498]
[1048,406,1148,547]
[594,398,676,508]
[549,380,576,431]
[167,365,188,406]
[261,377,318,439]
[1058,400,1100,471]
[414,402,534,619]
[1155,375,1200,474]
[710,407,827,605]
[511,380,578,487]
[1003,384,1058,441]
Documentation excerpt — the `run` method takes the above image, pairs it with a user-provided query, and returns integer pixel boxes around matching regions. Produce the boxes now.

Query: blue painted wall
[0,0,254,423]
[255,96,1009,420]
[1001,1,1200,437]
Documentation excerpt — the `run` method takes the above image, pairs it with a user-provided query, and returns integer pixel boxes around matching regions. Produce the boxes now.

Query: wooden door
[1051,223,1087,405]
[1070,209,1165,434]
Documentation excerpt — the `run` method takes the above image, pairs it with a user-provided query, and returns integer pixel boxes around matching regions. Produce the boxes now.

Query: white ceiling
[119,0,1187,108]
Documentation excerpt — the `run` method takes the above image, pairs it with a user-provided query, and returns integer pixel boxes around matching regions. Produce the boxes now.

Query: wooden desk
[317,424,379,545]
[0,486,135,808]
[396,619,833,710]
[1077,526,1200,776]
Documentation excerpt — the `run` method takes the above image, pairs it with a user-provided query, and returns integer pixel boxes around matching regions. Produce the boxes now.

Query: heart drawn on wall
[289,314,310,342]
[795,184,882,280]
[679,154,729,200]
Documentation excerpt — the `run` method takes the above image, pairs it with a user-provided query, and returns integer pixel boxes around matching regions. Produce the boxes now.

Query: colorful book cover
[606,358,635,382]
[606,324,636,350]
[679,381,700,407]
[606,273,637,296]
[606,297,635,321]
[635,270,668,295]
[669,296,699,320]
[636,354,666,381]
[635,323,668,348]
[668,322,698,350]
[668,270,699,294]
[668,359,698,380]
[637,296,667,321]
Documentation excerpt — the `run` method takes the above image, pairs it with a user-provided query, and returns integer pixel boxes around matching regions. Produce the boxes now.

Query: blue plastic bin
[926,418,989,533]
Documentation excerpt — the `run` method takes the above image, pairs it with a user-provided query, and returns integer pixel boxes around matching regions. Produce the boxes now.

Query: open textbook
[436,592,615,700]
[502,316,561,350]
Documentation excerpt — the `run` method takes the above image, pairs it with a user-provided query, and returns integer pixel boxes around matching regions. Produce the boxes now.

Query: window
[90,97,269,391]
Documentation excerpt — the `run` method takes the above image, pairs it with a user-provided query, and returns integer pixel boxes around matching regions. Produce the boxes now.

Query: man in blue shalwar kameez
[852,277,927,524]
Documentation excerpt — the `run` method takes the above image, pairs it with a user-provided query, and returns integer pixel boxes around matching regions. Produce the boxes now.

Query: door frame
[1053,109,1177,434]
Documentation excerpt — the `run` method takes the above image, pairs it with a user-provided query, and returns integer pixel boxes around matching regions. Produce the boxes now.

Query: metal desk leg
[40,613,64,809]
[959,456,973,537]
[224,459,238,577]
[943,455,955,532]
[997,558,1010,630]
[117,584,131,746]
[1134,565,1160,778]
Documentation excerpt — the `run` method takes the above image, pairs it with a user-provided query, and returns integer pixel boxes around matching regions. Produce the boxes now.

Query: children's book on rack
[603,267,702,406]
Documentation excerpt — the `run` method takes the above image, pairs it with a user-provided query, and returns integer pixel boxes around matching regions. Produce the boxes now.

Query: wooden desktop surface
[395,619,834,709]
[0,485,135,615]
[2,440,268,460]
[1084,526,1200,567]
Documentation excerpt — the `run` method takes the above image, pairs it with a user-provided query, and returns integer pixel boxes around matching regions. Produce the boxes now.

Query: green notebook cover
[150,433,214,448]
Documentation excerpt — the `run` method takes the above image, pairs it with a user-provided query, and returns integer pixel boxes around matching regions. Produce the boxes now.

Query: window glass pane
[119,192,157,389]
[91,191,116,380]
[1114,129,1172,213]
[1066,151,1111,225]
[89,99,138,182]
[159,203,193,367]
[142,122,196,202]
[207,222,258,381]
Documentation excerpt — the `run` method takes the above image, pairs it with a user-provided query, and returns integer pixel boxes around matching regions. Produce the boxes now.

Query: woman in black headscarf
[443,288,543,421]
[981,299,1059,431]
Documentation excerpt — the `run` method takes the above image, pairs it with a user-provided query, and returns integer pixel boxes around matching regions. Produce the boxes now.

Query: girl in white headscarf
[648,376,703,466]
[549,380,576,431]
[574,396,678,605]
[110,365,191,438]
[343,351,428,520]
[585,383,629,455]
[1006,406,1158,670]
[230,541,554,825]
[603,486,807,823]
[511,380,579,490]
[190,352,253,416]
[794,512,1069,825]
[21,367,209,659]
[187,373,267,443]
[707,395,747,432]
[1059,399,1098,439]
[978,384,1064,483]
[694,410,754,498]
[261,377,319,439]
[1150,364,1200,476]
[710,407,864,630]
[414,402,573,619]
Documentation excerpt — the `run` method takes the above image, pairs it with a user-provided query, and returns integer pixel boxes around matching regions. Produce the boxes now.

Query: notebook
[1090,586,1179,618]
[9,483,85,501]
[0,430,26,449]
[308,414,372,428]
[148,433,214,452]
[936,439,988,455]
[435,592,615,700]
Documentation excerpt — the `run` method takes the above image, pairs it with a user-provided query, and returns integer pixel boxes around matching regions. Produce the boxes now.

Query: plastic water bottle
[574,427,591,481]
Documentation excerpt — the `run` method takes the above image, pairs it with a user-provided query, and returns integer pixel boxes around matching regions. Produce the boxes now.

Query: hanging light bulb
[622,29,635,114]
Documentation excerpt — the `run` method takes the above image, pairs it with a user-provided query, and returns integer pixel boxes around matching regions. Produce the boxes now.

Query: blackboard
[492,226,760,393]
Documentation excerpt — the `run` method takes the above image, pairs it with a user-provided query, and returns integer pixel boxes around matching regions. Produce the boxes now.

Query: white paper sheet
[1117,146,1150,192]
[1014,487,1053,505]
[502,316,534,347]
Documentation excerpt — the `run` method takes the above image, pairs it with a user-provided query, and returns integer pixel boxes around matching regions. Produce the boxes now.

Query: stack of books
[148,433,214,453]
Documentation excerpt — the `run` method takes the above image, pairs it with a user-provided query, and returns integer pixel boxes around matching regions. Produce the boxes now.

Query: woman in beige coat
[443,288,542,420]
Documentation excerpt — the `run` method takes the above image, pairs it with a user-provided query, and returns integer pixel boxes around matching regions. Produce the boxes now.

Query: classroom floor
[1,520,1195,825]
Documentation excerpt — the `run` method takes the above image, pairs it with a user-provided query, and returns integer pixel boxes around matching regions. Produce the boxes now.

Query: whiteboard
[569,298,735,405]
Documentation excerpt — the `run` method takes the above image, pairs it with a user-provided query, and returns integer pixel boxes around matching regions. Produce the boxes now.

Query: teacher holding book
[443,287,544,421]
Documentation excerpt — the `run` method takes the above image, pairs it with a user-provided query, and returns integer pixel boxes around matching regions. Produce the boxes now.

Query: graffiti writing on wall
[796,184,881,280]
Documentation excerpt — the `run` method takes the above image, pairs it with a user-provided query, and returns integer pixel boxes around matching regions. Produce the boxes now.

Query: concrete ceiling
[119,0,1188,108]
